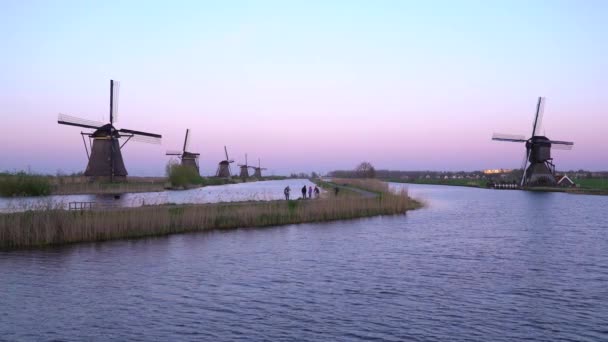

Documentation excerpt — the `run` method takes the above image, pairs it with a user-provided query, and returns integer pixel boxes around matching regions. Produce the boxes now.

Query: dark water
[1,184,607,341]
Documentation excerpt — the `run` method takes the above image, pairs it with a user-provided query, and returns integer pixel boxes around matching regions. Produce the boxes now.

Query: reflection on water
[0,179,317,212]
[1,184,607,341]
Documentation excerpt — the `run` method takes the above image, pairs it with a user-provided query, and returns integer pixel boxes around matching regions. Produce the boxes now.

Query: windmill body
[492,97,573,187]
[86,125,128,179]
[238,154,250,179]
[166,129,200,174]
[239,165,250,179]
[216,146,234,178]
[58,80,162,182]
[251,158,267,178]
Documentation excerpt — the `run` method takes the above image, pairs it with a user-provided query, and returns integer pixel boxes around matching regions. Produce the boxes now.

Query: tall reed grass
[0,188,420,249]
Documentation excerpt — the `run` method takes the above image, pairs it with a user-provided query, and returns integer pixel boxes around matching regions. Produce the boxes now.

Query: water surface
[0,179,317,212]
[1,184,607,341]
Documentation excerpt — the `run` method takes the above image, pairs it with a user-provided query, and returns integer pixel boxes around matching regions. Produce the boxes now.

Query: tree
[355,162,376,178]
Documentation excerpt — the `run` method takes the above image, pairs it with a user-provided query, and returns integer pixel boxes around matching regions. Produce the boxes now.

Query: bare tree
[355,162,376,178]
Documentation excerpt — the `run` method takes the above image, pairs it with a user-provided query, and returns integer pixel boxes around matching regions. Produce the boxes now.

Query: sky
[1,0,607,176]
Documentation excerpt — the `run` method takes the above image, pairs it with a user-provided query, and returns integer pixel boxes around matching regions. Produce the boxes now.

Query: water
[0,179,317,212]
[1,184,607,341]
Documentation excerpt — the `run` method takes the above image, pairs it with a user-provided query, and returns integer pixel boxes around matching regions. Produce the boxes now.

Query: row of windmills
[213,147,266,179]
[58,80,268,181]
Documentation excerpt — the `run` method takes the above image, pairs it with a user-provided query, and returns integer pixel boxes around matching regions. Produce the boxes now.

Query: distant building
[483,169,513,175]
[557,175,576,187]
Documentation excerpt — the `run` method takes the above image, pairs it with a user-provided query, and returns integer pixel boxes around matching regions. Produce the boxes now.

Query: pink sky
[1,1,607,175]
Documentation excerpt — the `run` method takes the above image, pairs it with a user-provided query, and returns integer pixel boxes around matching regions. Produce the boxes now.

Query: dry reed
[0,187,420,249]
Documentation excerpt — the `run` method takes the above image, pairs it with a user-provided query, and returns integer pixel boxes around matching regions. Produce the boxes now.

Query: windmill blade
[228,159,235,163]
[492,133,527,142]
[110,80,120,124]
[548,140,574,146]
[183,129,190,153]
[224,146,230,161]
[521,149,532,187]
[551,144,573,150]
[532,97,545,136]
[129,134,162,144]
[58,113,104,130]
[120,127,162,144]
[119,128,162,139]
[549,140,574,150]
[166,150,183,156]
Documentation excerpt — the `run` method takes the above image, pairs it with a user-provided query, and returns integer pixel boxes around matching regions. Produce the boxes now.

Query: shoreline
[386,179,608,196]
[0,181,422,250]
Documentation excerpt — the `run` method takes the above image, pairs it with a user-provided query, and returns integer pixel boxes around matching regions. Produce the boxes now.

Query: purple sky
[1,1,607,176]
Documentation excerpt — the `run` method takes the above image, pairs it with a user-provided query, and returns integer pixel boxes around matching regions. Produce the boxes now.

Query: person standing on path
[284,186,291,200]
[314,186,320,198]
[308,186,313,199]
[334,186,339,196]
[302,185,307,199]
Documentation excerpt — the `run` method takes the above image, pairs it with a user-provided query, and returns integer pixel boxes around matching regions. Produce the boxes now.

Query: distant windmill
[492,97,574,187]
[166,129,200,173]
[251,158,267,178]
[238,154,250,179]
[57,80,162,182]
[216,146,234,178]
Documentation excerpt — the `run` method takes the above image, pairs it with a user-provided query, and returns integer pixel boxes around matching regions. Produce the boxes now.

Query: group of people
[283,185,320,200]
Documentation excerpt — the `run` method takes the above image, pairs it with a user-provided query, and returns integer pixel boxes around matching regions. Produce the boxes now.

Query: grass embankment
[382,178,488,188]
[575,178,608,190]
[0,179,421,249]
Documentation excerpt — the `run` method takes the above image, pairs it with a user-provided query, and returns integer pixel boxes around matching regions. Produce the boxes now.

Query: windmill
[251,158,267,178]
[57,80,162,182]
[215,146,234,178]
[492,97,574,187]
[238,154,250,179]
[166,129,200,173]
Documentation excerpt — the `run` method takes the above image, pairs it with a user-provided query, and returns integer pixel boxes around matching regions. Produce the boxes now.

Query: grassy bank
[0,184,421,249]
[384,178,487,188]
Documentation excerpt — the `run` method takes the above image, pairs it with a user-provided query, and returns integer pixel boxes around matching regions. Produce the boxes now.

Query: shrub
[165,162,202,188]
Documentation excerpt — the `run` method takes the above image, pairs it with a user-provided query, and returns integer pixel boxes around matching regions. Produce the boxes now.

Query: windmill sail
[110,80,120,123]
[492,133,527,142]
[532,97,545,137]
[183,129,191,153]
[58,114,104,130]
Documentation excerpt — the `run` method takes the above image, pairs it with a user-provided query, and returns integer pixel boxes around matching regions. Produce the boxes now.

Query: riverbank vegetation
[0,179,421,249]
[165,163,241,189]
[0,172,52,197]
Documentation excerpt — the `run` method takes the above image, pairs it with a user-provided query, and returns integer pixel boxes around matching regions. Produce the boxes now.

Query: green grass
[575,178,608,189]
